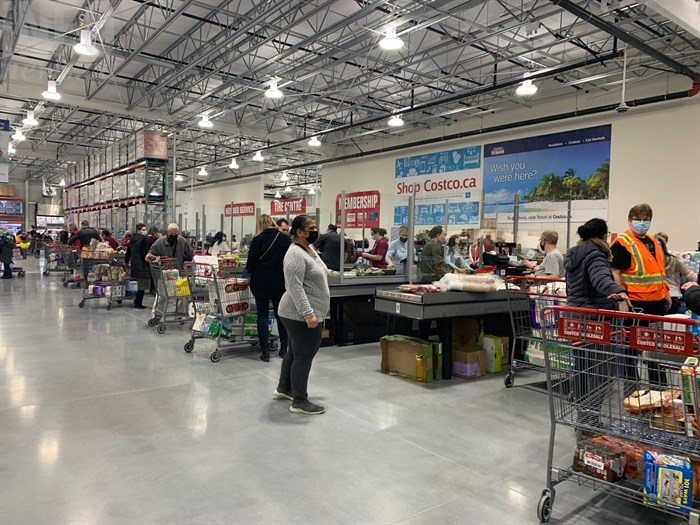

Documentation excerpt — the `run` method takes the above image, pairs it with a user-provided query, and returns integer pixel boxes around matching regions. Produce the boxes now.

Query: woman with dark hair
[207,231,230,257]
[419,226,448,283]
[125,223,151,309]
[358,227,390,268]
[246,214,291,361]
[274,215,330,415]
[102,229,118,250]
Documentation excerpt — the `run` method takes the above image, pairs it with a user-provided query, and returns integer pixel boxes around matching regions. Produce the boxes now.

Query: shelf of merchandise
[0,196,25,227]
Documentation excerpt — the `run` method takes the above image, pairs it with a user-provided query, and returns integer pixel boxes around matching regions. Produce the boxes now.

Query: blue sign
[395,146,481,178]
[0,119,9,132]
[394,202,480,226]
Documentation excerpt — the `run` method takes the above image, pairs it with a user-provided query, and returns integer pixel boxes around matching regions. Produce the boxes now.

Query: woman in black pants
[274,215,330,415]
[246,214,291,362]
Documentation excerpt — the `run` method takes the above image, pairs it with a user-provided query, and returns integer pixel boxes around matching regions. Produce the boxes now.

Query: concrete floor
[0,261,685,524]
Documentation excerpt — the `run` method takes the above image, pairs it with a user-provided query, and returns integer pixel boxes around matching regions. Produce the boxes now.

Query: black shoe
[260,351,270,362]
[278,345,287,358]
[273,389,293,401]
[289,401,324,415]
[132,305,148,310]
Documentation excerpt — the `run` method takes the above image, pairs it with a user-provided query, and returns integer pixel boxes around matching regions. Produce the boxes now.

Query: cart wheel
[107,304,112,311]
[63,281,69,288]
[43,270,50,276]
[79,300,85,308]
[269,340,279,351]
[504,372,515,388]
[210,352,221,362]
[19,271,25,277]
[156,324,167,334]
[184,340,194,353]
[537,494,552,523]
[116,300,122,304]
[147,318,158,327]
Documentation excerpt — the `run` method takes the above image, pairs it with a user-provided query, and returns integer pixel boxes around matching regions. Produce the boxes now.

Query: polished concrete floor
[0,261,685,524]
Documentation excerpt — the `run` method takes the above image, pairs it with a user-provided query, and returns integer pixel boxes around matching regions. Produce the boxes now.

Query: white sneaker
[273,389,293,401]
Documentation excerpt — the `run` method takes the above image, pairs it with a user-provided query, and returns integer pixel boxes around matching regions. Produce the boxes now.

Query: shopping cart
[9,247,26,277]
[536,305,700,523]
[78,253,128,309]
[148,257,190,334]
[504,275,567,388]
[183,262,277,362]
[44,243,74,278]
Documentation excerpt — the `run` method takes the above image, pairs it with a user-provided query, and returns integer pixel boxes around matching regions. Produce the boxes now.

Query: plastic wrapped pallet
[113,173,127,200]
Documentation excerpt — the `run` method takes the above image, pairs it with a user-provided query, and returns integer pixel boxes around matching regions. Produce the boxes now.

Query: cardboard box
[380,335,434,383]
[452,317,482,349]
[433,341,443,381]
[452,347,486,380]
[482,334,503,374]
[643,451,694,513]
[0,184,15,196]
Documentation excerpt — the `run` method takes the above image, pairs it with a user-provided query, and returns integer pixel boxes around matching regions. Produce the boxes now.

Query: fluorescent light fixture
[379,26,403,50]
[22,110,38,127]
[198,114,213,128]
[308,187,316,195]
[8,143,16,155]
[58,179,66,187]
[12,129,26,142]
[516,79,537,96]
[387,114,404,127]
[74,29,99,57]
[274,191,281,199]
[280,171,289,182]
[229,158,239,169]
[198,166,208,176]
[264,79,283,99]
[308,135,321,147]
[252,151,264,162]
[175,174,184,182]
[42,80,61,101]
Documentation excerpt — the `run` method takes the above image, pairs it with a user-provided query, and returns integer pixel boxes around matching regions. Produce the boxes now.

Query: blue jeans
[254,293,287,350]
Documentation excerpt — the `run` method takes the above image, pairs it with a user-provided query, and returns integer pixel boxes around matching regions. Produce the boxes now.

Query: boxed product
[380,335,434,383]
[433,341,443,381]
[682,357,700,407]
[452,347,486,380]
[452,317,482,349]
[593,436,646,480]
[643,451,693,513]
[572,438,626,483]
[482,334,503,373]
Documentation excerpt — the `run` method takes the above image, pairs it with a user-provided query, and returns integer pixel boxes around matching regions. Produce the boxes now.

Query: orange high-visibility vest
[611,230,668,302]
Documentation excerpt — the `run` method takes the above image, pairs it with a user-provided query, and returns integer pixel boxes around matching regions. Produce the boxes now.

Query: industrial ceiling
[1,0,699,194]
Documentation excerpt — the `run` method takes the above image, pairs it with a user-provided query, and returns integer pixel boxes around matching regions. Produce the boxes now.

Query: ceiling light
[73,29,99,57]
[198,114,213,128]
[252,151,264,162]
[264,79,283,99]
[280,171,289,182]
[387,114,404,127]
[198,166,208,177]
[274,191,281,199]
[516,79,538,96]
[308,187,316,195]
[228,157,239,169]
[8,143,16,155]
[12,129,26,142]
[22,110,38,127]
[42,80,61,101]
[308,136,321,147]
[379,26,403,50]
[58,179,66,187]
[175,174,184,182]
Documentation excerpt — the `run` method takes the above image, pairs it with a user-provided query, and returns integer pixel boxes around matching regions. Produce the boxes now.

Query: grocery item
[572,438,626,483]
[643,451,693,513]
[623,389,680,414]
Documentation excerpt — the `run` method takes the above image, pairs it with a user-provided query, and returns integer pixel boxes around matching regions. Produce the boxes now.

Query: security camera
[615,102,630,113]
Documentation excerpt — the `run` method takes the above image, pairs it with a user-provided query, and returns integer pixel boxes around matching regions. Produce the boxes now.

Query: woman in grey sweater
[274,215,330,415]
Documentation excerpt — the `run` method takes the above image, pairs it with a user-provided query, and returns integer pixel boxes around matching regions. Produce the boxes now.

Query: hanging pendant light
[252,151,264,162]
[42,80,61,101]
[387,114,404,127]
[264,79,283,99]
[308,136,321,147]
[379,26,403,50]
[229,157,239,169]
[516,79,537,96]
[12,129,26,142]
[274,191,281,199]
[198,166,208,177]
[74,29,99,56]
[58,179,66,187]
[308,187,316,195]
[280,171,289,182]
[8,143,16,155]
[197,114,213,128]
[23,110,38,127]
[284,185,292,194]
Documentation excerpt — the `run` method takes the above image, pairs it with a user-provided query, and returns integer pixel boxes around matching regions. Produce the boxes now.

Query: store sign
[335,190,380,228]
[557,318,611,344]
[224,202,256,217]
[271,197,306,215]
[630,326,694,356]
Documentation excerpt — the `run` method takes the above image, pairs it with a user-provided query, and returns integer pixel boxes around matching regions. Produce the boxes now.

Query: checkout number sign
[335,191,380,228]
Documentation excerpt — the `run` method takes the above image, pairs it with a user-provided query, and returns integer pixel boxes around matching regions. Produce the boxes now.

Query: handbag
[257,231,281,264]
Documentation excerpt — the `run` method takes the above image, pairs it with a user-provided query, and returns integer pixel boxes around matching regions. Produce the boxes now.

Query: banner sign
[224,202,255,217]
[557,318,611,344]
[271,197,306,215]
[483,125,611,222]
[630,326,694,356]
[335,190,380,228]
[393,146,482,225]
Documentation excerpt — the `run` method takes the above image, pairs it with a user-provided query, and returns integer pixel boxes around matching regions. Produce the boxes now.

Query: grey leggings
[277,317,323,404]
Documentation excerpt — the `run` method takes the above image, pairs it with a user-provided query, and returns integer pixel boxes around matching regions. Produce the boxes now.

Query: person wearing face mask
[207,231,230,258]
[523,230,565,277]
[358,227,390,268]
[274,215,330,415]
[125,223,151,309]
[420,226,449,283]
[312,223,342,271]
[387,226,413,274]
[444,234,472,273]
[611,203,671,386]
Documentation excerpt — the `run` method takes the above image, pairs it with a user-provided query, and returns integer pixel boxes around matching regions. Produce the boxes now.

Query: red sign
[557,318,611,344]
[630,327,694,355]
[271,197,306,215]
[224,202,256,217]
[335,190,381,228]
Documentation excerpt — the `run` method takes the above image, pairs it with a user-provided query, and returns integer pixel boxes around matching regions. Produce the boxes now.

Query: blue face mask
[631,220,651,234]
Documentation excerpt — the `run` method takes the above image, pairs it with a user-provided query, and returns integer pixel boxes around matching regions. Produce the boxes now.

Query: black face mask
[399,237,408,243]
[306,230,319,244]
[167,234,178,245]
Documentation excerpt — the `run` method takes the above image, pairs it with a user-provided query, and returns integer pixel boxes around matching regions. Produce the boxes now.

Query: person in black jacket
[67,220,101,249]
[125,223,151,309]
[313,224,341,271]
[246,214,292,361]
[683,282,700,315]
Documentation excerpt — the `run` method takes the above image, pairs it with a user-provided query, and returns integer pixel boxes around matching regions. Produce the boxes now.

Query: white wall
[320,94,700,252]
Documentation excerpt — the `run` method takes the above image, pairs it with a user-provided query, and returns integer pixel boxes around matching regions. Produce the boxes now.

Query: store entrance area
[0,264,683,524]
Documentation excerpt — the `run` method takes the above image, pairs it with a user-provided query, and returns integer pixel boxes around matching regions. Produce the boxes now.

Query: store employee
[387,226,414,274]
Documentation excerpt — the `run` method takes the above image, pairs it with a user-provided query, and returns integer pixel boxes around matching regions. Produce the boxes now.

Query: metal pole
[171,133,177,223]
[513,194,520,246]
[407,195,416,285]
[201,204,206,242]
[220,213,224,233]
[339,190,346,285]
[230,201,234,245]
[566,199,572,249]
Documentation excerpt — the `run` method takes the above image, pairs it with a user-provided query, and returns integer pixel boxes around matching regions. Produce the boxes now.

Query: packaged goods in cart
[681,357,700,407]
[643,451,694,513]
[175,277,190,297]
[572,439,626,483]
[623,389,680,414]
